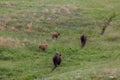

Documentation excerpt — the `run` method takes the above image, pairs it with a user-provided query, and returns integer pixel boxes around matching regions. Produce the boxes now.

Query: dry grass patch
[0,37,22,48]
[0,20,7,30]
[91,68,120,80]
[50,5,78,14]
[0,36,38,48]
[0,2,17,7]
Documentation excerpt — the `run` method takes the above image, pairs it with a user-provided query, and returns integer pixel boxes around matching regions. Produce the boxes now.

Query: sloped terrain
[0,0,120,80]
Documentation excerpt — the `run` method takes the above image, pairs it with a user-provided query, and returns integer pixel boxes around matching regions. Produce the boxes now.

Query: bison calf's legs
[81,41,86,48]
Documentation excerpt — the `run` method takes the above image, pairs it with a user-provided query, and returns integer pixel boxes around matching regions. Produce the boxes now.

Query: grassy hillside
[0,0,120,80]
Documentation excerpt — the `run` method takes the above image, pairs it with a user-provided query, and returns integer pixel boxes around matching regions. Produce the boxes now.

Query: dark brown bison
[39,43,47,51]
[51,53,61,71]
[52,32,60,39]
[80,34,87,48]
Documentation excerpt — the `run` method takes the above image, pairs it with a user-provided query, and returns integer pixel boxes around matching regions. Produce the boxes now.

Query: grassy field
[0,0,120,80]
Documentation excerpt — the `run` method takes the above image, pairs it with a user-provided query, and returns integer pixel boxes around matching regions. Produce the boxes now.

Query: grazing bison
[80,34,87,48]
[52,32,60,39]
[39,43,47,51]
[51,53,61,71]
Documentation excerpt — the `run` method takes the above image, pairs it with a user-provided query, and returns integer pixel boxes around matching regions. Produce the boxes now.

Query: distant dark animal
[80,34,87,48]
[101,26,106,35]
[101,13,116,35]
[39,43,47,51]
[52,53,61,71]
[52,32,60,39]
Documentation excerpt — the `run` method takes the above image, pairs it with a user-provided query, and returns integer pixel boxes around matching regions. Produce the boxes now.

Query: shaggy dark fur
[80,34,87,48]
[51,53,61,71]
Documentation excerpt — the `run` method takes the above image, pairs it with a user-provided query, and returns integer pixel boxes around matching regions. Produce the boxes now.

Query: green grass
[0,0,120,80]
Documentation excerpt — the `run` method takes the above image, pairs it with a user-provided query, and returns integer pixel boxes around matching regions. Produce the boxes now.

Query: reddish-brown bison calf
[52,32,60,39]
[80,34,87,48]
[39,43,47,51]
